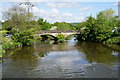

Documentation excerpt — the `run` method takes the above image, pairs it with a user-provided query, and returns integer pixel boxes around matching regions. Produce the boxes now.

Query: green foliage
[2,7,42,47]
[105,36,120,44]
[38,18,45,25]
[37,18,52,30]
[41,22,52,30]
[1,36,22,57]
[2,6,37,32]
[54,22,72,30]
[29,21,40,30]
[0,49,5,57]
[1,4,39,56]
[1,37,22,50]
[2,42,22,50]
[77,9,119,43]
[0,30,9,34]
[97,8,115,20]
[12,29,35,45]
[0,45,5,57]
[34,36,42,40]
[56,34,66,42]
[75,22,86,30]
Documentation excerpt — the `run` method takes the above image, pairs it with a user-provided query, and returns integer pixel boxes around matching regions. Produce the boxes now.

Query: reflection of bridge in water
[34,42,76,52]
[33,42,77,57]
[35,30,81,37]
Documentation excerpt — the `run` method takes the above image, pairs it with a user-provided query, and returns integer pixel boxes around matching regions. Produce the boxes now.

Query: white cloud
[1,0,49,2]
[32,6,45,13]
[58,0,119,2]
[0,7,2,11]
[113,2,118,7]
[61,13,73,17]
[46,3,80,9]
[30,6,85,23]
[19,4,27,9]
[113,2,120,7]
[51,8,59,14]
[2,3,85,23]
[79,7,92,11]
[2,0,119,2]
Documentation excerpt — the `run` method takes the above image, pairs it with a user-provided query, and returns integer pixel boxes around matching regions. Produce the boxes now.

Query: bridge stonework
[35,30,81,38]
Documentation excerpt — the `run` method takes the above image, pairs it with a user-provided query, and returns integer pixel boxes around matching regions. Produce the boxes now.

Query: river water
[2,37,120,78]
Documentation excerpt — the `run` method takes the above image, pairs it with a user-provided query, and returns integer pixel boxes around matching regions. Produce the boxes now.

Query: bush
[12,29,35,45]
[34,36,42,40]
[1,36,22,57]
[0,45,5,57]
[105,36,120,44]
[56,34,66,43]
[2,41,22,50]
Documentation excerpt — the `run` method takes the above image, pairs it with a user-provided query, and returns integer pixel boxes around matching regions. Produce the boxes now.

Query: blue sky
[1,1,119,23]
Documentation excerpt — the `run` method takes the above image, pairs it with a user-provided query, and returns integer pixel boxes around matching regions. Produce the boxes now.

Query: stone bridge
[35,30,81,37]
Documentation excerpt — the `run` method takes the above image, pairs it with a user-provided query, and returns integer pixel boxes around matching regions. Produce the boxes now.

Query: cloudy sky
[1,0,119,23]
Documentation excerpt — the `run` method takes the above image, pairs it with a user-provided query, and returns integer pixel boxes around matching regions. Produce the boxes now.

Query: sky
[0,0,119,23]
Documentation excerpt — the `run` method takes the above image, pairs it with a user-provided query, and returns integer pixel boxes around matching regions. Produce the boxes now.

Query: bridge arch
[38,34,58,41]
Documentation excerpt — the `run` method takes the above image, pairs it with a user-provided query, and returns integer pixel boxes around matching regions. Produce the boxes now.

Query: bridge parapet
[35,30,81,37]
[36,30,81,34]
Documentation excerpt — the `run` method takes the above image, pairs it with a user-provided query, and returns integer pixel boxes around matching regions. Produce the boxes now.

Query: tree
[3,5,36,31]
[75,22,86,30]
[37,18,52,30]
[2,5,38,46]
[97,8,115,20]
[77,9,118,43]
[53,22,72,30]
[38,18,45,25]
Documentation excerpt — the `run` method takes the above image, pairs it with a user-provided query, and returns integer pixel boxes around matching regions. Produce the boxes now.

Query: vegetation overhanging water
[0,2,120,78]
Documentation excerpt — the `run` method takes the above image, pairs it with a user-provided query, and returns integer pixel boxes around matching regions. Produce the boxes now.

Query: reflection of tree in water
[6,46,38,66]
[2,46,39,78]
[75,41,118,64]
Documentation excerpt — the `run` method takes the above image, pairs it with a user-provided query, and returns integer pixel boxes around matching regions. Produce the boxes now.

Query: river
[2,37,120,78]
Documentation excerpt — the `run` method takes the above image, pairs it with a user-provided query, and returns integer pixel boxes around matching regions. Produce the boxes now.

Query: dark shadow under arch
[40,34,58,41]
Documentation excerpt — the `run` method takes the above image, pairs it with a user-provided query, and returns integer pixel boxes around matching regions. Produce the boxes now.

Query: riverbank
[1,34,120,58]
[0,36,22,57]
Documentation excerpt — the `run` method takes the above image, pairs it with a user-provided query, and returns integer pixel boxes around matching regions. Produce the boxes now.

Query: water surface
[2,37,119,78]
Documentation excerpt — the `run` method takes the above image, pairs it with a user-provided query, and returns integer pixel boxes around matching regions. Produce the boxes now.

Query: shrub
[56,34,66,43]
[1,36,22,57]
[2,41,22,50]
[12,29,35,45]
[0,45,5,57]
[105,36,120,44]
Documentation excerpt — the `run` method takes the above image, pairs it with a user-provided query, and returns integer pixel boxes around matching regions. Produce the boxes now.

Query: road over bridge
[35,30,81,37]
